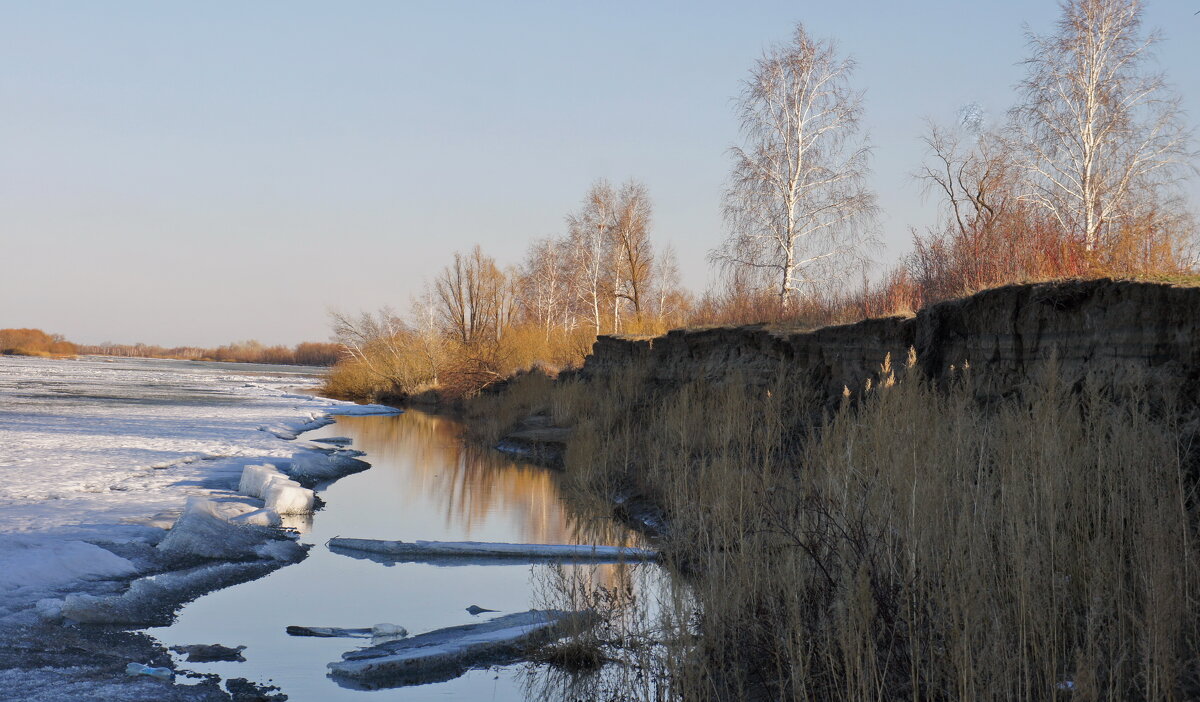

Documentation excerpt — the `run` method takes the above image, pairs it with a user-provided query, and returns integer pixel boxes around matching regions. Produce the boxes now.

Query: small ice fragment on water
[312,436,352,446]
[125,662,173,680]
[170,643,246,662]
[371,623,407,638]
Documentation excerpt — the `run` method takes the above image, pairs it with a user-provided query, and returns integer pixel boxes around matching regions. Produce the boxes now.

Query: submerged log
[327,609,592,688]
[326,537,658,564]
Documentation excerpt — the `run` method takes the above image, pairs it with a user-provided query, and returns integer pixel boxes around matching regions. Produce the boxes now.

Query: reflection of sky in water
[149,409,654,701]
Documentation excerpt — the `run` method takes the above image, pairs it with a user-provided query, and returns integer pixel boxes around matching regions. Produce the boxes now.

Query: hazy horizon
[3,1,1197,348]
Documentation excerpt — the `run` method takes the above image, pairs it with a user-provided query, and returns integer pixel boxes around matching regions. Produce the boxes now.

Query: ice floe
[327,537,660,564]
[327,609,593,688]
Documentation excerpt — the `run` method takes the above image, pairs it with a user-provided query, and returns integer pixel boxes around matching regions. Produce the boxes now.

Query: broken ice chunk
[238,464,288,498]
[264,483,315,515]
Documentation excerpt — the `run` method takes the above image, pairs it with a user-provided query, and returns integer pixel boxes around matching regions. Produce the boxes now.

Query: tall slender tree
[612,180,654,322]
[712,23,878,311]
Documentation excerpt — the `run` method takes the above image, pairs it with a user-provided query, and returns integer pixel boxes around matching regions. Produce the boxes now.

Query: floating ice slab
[328,610,591,688]
[311,436,353,446]
[287,452,371,487]
[287,623,407,639]
[289,625,375,638]
[327,538,659,564]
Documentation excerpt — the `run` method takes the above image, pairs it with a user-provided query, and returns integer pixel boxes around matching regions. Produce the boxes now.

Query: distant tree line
[0,330,342,366]
[76,339,343,366]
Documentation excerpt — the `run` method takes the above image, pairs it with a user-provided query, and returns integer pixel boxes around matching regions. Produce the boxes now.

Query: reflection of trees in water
[333,411,642,548]
[327,411,679,696]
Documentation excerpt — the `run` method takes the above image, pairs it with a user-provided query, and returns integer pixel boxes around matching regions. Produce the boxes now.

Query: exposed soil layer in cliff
[583,279,1200,409]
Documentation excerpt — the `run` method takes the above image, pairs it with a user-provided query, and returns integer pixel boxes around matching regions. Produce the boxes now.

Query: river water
[149,409,656,700]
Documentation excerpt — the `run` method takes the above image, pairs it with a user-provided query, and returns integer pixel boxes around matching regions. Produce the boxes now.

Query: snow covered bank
[328,609,593,688]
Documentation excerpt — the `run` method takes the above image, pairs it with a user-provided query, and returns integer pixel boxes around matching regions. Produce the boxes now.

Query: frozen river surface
[0,356,378,534]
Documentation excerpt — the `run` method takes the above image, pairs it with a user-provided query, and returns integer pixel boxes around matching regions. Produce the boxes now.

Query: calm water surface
[149,409,653,701]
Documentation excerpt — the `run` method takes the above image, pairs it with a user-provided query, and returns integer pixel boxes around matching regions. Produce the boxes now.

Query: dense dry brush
[474,352,1200,700]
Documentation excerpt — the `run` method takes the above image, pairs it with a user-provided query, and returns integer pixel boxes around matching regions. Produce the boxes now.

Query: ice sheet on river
[327,537,660,565]
[0,356,397,623]
[0,356,396,534]
[327,609,592,688]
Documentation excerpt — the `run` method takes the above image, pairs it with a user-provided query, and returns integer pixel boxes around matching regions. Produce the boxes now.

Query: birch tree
[523,237,570,336]
[1011,0,1194,253]
[567,180,616,334]
[712,23,878,311]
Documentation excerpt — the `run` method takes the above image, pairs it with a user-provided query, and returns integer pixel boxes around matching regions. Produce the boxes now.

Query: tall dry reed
[480,352,1200,700]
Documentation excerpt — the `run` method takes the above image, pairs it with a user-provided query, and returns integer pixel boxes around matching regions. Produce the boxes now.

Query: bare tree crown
[712,23,878,311]
[1011,0,1195,252]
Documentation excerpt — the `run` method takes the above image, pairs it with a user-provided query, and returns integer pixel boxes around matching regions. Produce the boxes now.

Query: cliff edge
[582,279,1200,407]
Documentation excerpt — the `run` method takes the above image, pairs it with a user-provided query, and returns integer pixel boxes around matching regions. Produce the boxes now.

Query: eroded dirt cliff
[583,279,1200,408]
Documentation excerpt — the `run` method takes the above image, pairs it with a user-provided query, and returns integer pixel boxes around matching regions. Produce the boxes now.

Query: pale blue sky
[2,1,1197,346]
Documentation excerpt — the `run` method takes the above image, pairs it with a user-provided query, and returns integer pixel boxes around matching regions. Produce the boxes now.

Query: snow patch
[0,537,137,594]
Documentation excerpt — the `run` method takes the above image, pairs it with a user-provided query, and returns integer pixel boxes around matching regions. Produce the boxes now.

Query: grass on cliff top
[1122,272,1200,286]
[676,274,1200,337]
